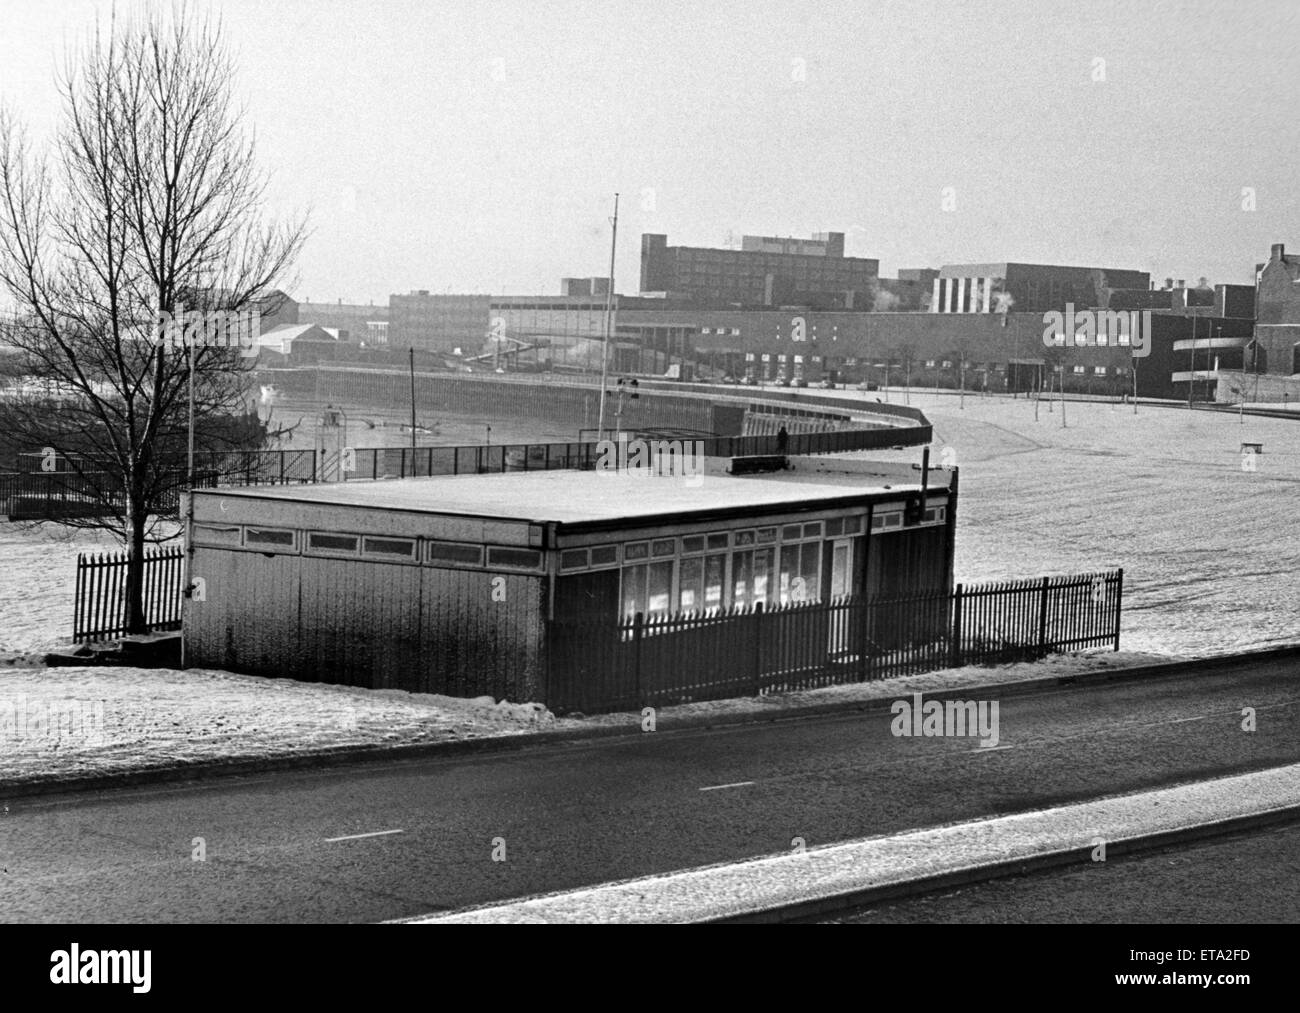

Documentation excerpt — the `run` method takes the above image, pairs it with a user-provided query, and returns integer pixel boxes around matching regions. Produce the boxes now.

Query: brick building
[1253,242,1300,375]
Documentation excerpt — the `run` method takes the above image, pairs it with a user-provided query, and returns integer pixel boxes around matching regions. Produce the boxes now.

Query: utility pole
[409,346,417,450]
[187,338,195,492]
[1188,317,1196,409]
[596,193,620,440]
[1059,364,1067,427]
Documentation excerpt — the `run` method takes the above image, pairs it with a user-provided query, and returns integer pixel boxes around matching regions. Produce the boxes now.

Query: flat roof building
[932,263,1151,314]
[640,231,880,310]
[185,459,956,711]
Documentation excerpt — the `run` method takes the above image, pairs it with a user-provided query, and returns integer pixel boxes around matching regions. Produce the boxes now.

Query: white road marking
[324,829,405,843]
[969,744,1014,752]
[699,781,755,792]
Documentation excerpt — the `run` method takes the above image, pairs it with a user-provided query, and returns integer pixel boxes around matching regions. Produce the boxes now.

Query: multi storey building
[639,231,879,310]
[389,292,493,353]
[931,263,1150,315]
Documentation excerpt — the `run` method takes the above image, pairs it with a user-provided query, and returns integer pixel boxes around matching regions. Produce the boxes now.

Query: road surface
[1,660,1296,922]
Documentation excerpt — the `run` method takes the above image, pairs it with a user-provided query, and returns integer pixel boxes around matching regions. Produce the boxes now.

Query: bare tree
[0,6,305,632]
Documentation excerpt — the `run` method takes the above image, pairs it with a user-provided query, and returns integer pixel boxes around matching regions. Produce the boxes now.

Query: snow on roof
[197,467,932,527]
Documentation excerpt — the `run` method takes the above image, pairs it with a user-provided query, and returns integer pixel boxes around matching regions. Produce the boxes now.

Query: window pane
[621,564,646,619]
[625,542,649,561]
[681,535,705,554]
[647,560,674,615]
[652,539,676,557]
[732,549,753,608]
[560,549,588,570]
[193,524,241,546]
[364,537,415,558]
[590,545,618,566]
[704,554,725,611]
[429,541,484,565]
[752,548,773,605]
[246,528,294,547]
[679,556,704,612]
[488,547,542,569]
[799,541,821,601]
[309,532,357,553]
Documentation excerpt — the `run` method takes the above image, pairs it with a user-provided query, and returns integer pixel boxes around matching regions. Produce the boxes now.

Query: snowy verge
[0,649,1180,785]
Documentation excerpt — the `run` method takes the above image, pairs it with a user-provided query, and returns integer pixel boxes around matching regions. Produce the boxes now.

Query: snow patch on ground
[0,649,1175,784]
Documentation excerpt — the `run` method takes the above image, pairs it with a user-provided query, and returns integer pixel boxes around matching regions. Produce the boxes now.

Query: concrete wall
[1214,369,1300,403]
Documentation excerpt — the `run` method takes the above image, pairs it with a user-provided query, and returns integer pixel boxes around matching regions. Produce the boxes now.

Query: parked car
[855,380,879,391]
[720,375,739,384]
[818,379,837,389]
[740,375,758,386]
[775,376,791,387]
[792,377,808,388]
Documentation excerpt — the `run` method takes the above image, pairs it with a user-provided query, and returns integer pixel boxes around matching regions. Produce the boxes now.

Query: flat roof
[195,469,932,527]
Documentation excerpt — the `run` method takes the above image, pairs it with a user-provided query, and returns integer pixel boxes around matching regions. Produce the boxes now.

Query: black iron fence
[547,570,1123,714]
[342,426,929,481]
[2,450,316,520]
[74,546,185,642]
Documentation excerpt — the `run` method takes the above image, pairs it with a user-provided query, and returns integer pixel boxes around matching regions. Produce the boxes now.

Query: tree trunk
[124,489,149,635]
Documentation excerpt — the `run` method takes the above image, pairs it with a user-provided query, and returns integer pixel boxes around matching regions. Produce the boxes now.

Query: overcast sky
[1,0,1295,303]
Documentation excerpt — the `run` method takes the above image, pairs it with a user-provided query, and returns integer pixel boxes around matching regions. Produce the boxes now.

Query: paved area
[1,663,1295,922]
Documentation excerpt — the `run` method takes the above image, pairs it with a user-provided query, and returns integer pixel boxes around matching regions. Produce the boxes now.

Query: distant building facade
[932,263,1150,315]
[639,231,879,309]
[297,300,389,344]
[389,292,493,352]
[1254,242,1300,375]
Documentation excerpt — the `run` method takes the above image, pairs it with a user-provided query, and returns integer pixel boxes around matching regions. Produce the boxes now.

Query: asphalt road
[1,661,1297,923]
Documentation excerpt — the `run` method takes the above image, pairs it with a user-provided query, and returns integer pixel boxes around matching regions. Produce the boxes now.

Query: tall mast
[597,193,619,439]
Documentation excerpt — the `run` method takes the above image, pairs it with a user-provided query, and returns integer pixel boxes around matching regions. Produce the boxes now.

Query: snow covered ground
[0,524,177,659]
[0,649,1172,784]
[909,397,1300,656]
[1,396,1295,660]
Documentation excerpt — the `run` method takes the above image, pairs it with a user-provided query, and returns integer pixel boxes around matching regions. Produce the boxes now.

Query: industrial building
[931,263,1151,315]
[183,458,956,708]
[388,291,494,352]
[639,230,880,309]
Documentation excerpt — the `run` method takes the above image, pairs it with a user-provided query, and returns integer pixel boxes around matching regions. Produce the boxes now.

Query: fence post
[950,583,964,667]
[632,611,645,708]
[1112,568,1123,652]
[1037,576,1050,655]
[751,602,764,695]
